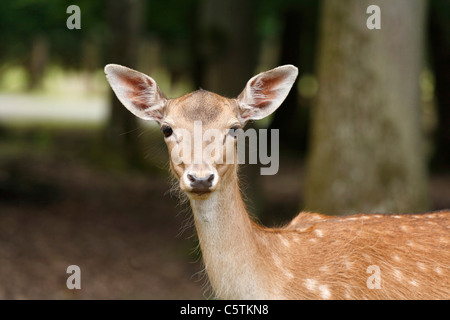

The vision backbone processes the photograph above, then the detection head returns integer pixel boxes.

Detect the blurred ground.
[0,127,206,299]
[0,126,449,300]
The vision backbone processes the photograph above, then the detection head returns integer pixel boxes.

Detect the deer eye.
[161,125,173,138]
[227,125,241,138]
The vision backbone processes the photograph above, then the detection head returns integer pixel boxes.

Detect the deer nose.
[187,173,215,192]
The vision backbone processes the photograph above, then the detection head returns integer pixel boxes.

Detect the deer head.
[105,64,298,199]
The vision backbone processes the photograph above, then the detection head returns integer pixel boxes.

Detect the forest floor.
[0,126,449,299]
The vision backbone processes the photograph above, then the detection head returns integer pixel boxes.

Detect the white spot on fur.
[319,284,331,299]
[309,238,317,243]
[393,254,401,262]
[279,235,290,248]
[362,253,372,262]
[314,229,323,238]
[435,267,443,275]
[400,225,408,232]
[394,269,403,281]
[272,252,294,281]
[304,278,318,291]
[417,262,426,271]
[344,260,354,270]
[272,253,283,269]
[319,265,330,273]
[284,270,294,279]
[406,240,415,247]
[409,280,419,287]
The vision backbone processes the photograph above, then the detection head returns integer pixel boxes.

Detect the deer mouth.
[186,188,214,198]
[190,189,212,195]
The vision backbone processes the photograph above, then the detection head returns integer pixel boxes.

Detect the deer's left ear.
[236,65,298,125]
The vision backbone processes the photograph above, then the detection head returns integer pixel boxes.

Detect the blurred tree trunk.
[104,0,143,167]
[429,0,450,171]
[269,1,319,155]
[189,4,204,90]
[26,35,49,91]
[198,0,258,97]
[304,0,430,215]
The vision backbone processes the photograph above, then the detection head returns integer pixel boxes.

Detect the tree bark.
[304,0,430,215]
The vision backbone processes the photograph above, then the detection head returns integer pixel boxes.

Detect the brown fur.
[270,211,450,299]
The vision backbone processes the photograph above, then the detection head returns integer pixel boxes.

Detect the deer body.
[191,160,450,300]
[105,64,450,300]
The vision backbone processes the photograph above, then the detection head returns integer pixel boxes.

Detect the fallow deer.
[105,64,449,299]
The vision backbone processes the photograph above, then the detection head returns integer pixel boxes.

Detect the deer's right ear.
[104,64,167,122]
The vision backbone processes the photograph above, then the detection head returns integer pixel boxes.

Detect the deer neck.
[189,168,269,299]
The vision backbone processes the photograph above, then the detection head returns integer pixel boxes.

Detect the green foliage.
[0,0,106,67]
[145,0,199,42]
[0,0,321,70]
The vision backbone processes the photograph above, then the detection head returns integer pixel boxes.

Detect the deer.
[105,63,450,300]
